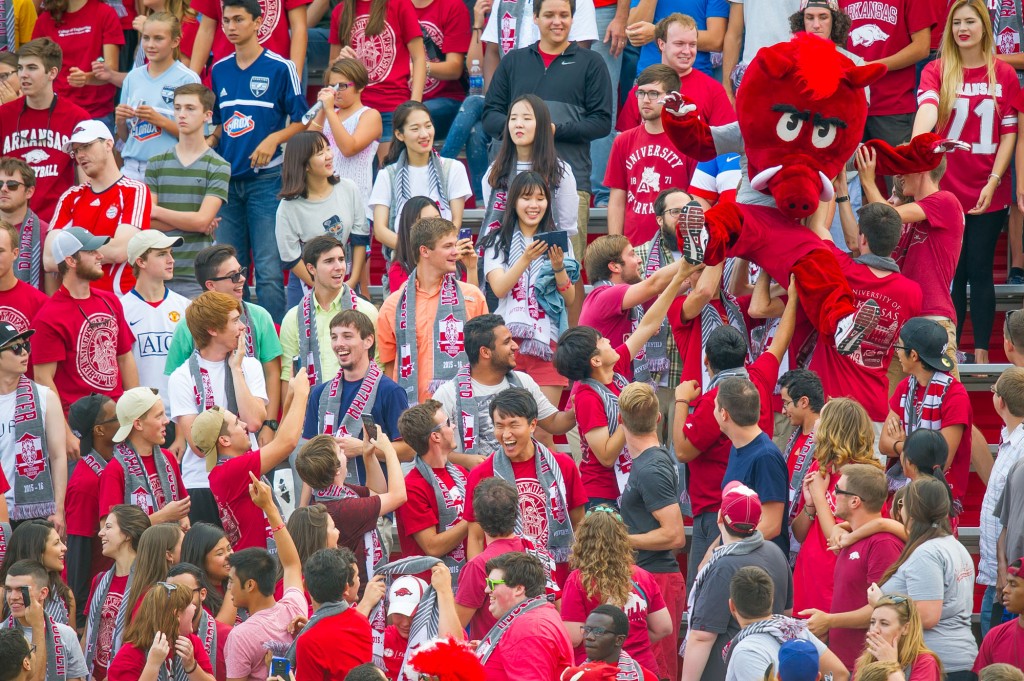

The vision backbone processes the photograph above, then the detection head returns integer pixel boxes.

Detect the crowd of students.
[0,0,1023,679]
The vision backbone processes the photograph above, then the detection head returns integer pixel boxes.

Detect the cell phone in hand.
[361,414,377,439]
[533,230,568,254]
[19,586,30,607]
[458,227,473,242]
[292,356,301,376]
[269,656,290,678]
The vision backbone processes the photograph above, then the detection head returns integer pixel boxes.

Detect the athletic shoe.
[1008,268,1024,285]
[835,299,880,355]
[677,202,708,265]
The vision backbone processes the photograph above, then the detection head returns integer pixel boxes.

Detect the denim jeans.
[589,6,622,206]
[687,510,721,590]
[424,96,462,140]
[618,44,640,110]
[440,94,490,199]
[217,167,287,323]
[307,27,331,78]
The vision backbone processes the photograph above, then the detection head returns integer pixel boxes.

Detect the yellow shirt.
[14,0,36,49]
[279,288,378,381]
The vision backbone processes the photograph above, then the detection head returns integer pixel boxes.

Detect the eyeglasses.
[581,625,614,636]
[991,384,1001,397]
[0,70,16,81]
[334,81,355,91]
[882,595,908,605]
[208,267,248,284]
[833,485,860,498]
[484,577,506,590]
[0,180,24,191]
[69,140,100,158]
[0,340,30,355]
[781,398,794,409]
[635,90,665,100]
[893,345,907,353]
[430,417,452,433]
[662,207,686,218]
[96,416,120,426]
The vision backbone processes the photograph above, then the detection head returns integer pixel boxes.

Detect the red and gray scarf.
[317,364,384,484]
[579,373,633,496]
[452,364,522,455]
[112,442,181,515]
[476,596,549,664]
[14,210,42,289]
[188,351,237,413]
[11,377,55,520]
[299,287,357,385]
[412,457,467,586]
[901,371,953,433]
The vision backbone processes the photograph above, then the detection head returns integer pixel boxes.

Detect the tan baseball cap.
[192,406,229,473]
[127,230,184,267]
[113,387,161,443]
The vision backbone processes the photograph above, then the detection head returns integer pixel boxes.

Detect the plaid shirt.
[634,235,683,388]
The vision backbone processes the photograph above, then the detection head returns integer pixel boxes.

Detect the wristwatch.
[260,420,279,432]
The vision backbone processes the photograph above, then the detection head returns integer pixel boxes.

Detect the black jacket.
[482,42,613,193]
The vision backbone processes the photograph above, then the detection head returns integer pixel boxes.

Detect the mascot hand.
[660,91,698,118]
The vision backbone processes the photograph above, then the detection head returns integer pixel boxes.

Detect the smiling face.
[660,22,697,75]
[485,325,519,373]
[208,256,246,299]
[396,109,435,156]
[41,529,67,572]
[485,568,522,618]
[420,230,461,275]
[141,19,179,64]
[307,141,335,180]
[332,322,373,371]
[205,537,233,582]
[508,100,538,148]
[493,411,537,461]
[534,0,572,47]
[516,185,549,230]
[99,513,127,558]
[4,574,43,618]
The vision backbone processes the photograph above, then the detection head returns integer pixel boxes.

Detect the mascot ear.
[758,47,794,80]
[846,62,887,90]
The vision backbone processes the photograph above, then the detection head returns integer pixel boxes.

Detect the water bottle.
[469,59,484,96]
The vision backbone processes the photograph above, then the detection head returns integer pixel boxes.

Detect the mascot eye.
[812,121,838,149]
[776,112,803,142]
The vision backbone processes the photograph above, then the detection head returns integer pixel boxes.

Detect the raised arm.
[249,472,302,590]
[625,263,699,358]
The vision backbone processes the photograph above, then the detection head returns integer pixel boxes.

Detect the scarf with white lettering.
[15,210,42,288]
[81,451,108,476]
[786,429,817,521]
[11,376,55,520]
[0,523,9,567]
[902,371,953,433]
[699,295,748,389]
[112,442,181,516]
[492,0,528,56]
[452,364,522,454]
[369,555,443,677]
[615,650,642,681]
[502,230,556,359]
[721,614,809,663]
[84,566,132,675]
[285,599,349,666]
[476,595,548,664]
[412,457,467,586]
[395,271,468,403]
[684,530,764,643]
[313,484,386,586]
[239,303,257,358]
[384,151,450,264]
[580,374,633,495]
[300,287,357,385]
[3,611,67,680]
[492,440,574,563]
[188,351,237,413]
[196,610,218,675]
[317,364,384,484]
[634,232,673,383]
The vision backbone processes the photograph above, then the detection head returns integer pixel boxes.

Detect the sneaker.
[677,202,708,265]
[1008,268,1024,285]
[835,299,880,355]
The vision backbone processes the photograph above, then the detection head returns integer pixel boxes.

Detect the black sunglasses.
[0,340,30,355]
[834,485,859,498]
[0,179,24,190]
[209,267,248,283]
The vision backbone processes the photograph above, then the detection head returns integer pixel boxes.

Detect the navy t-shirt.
[302,372,409,483]
[722,431,790,555]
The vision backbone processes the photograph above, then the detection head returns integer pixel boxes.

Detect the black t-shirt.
[619,445,683,573]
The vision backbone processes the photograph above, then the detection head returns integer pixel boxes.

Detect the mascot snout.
[750,163,834,219]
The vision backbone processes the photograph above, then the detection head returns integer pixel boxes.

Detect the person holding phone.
[479,171,578,408]
[389,197,477,295]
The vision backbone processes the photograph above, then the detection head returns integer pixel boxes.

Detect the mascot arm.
[660,92,718,162]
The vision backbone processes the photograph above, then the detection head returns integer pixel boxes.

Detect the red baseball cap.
[721,481,761,536]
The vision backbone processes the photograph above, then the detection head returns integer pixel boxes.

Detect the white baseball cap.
[387,575,427,617]
[127,230,183,266]
[62,119,114,154]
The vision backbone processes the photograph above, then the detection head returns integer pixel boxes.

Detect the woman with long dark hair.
[389,195,442,293]
[276,130,369,307]
[0,519,74,626]
[856,595,943,681]
[876,478,977,679]
[482,95,577,240]
[480,171,578,406]
[180,523,234,625]
[124,523,185,618]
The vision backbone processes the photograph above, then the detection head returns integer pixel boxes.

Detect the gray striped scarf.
[299,287,357,385]
[492,0,529,56]
[188,352,237,413]
[3,611,68,680]
[285,600,349,666]
[786,429,816,521]
[369,556,444,678]
[84,566,133,675]
[196,610,218,675]
[384,151,451,265]
[580,374,633,496]
[412,457,467,587]
[113,442,181,516]
[700,294,748,386]
[316,363,384,485]
[14,210,41,288]
[0,0,12,53]
[476,595,548,664]
[634,232,673,383]
[11,377,55,520]
[492,440,574,563]
[504,229,553,359]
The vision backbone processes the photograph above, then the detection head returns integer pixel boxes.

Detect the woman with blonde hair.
[792,398,881,614]
[913,0,1020,364]
[855,595,942,681]
[560,506,672,676]
[107,581,216,681]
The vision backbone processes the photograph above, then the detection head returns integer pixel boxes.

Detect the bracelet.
[426,62,432,78]
[804,507,816,519]
[473,25,484,31]
[557,279,572,293]
[989,173,1002,185]
[676,398,690,405]
[271,522,286,533]
[551,265,565,273]
[184,663,198,674]
[835,195,850,203]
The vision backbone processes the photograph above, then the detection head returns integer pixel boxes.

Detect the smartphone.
[361,414,377,438]
[269,657,290,679]
[458,227,473,242]
[533,231,568,253]
[292,355,301,376]
[19,586,30,607]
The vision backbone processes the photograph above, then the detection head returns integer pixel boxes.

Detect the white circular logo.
[353,14,397,84]
[76,313,118,391]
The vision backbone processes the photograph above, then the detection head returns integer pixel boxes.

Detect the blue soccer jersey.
[211,49,308,180]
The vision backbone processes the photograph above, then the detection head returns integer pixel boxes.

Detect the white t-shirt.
[120,288,190,412]
[482,0,598,50]
[725,628,826,681]
[168,355,267,488]
[20,621,90,679]
[481,160,579,237]
[482,234,575,336]
[0,385,50,509]
[367,159,473,226]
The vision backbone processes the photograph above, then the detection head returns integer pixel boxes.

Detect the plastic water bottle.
[469,60,484,96]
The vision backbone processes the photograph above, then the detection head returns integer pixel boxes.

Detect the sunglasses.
[430,417,452,433]
[209,267,248,283]
[833,485,859,498]
[484,577,505,590]
[0,340,30,355]
[0,179,24,191]
[156,581,180,594]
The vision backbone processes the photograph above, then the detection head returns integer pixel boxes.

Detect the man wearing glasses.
[32,226,138,460]
[0,321,67,533]
[0,626,38,681]
[573,604,658,680]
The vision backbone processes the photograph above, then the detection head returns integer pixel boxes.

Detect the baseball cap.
[900,317,955,372]
[127,231,184,267]
[50,227,110,263]
[388,575,427,617]
[61,119,114,154]
[798,0,839,10]
[721,481,761,536]
[113,387,161,443]
[1008,557,1024,578]
[68,394,111,456]
[192,406,229,472]
[778,639,820,681]
[0,321,33,349]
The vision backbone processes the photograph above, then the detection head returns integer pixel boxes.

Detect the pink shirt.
[482,603,575,681]
[224,587,309,681]
[455,536,530,640]
[892,191,964,321]
[572,344,632,501]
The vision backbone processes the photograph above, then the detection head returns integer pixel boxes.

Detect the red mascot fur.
[661,33,894,354]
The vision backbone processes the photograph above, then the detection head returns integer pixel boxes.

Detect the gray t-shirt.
[275,178,370,266]
[881,535,978,672]
[731,0,802,64]
[997,456,1024,576]
[15,621,89,679]
[725,628,826,681]
[690,541,793,681]
[620,446,684,573]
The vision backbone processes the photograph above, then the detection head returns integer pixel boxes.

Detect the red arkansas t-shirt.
[616,69,736,132]
[572,343,632,501]
[294,607,373,681]
[96,449,186,519]
[395,463,469,578]
[892,191,964,321]
[578,285,634,367]
[329,0,421,113]
[810,244,923,422]
[209,450,274,552]
[30,287,135,413]
[416,0,471,103]
[32,0,124,118]
[383,624,408,680]
[841,0,936,115]
[191,0,311,66]
[605,125,696,244]
[920,59,1019,211]
[51,177,153,296]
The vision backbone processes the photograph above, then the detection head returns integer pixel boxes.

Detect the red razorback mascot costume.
[661,33,900,354]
